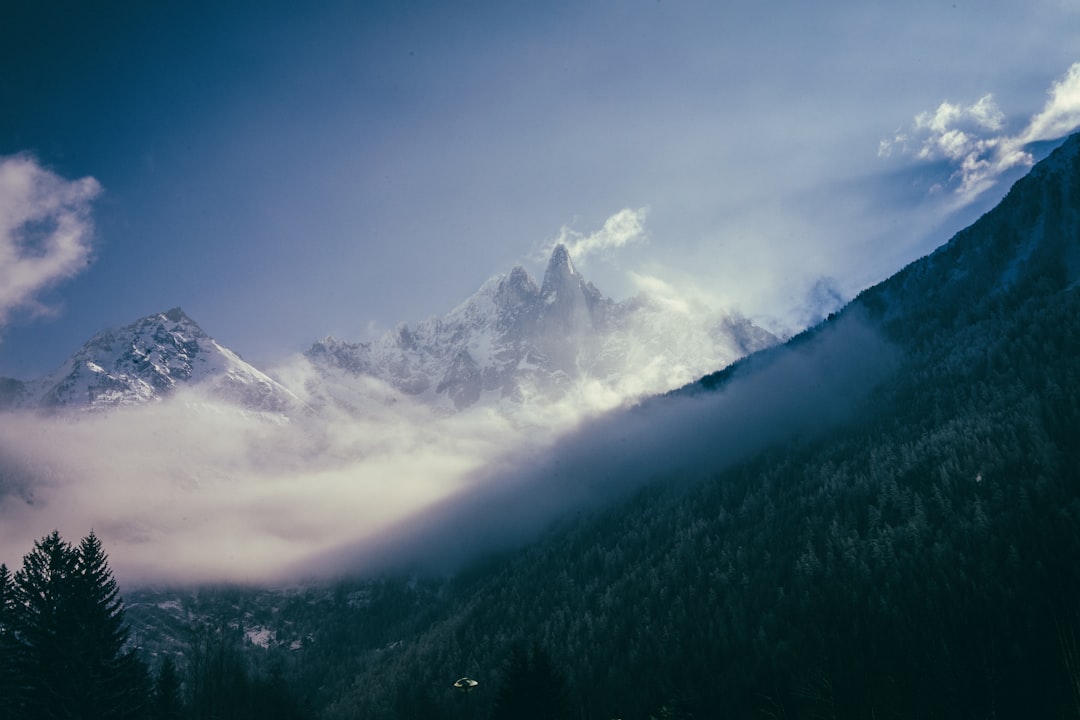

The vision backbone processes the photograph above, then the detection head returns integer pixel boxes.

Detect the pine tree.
[71,530,149,719]
[12,530,81,719]
[9,530,150,720]
[153,655,185,720]
[0,563,21,709]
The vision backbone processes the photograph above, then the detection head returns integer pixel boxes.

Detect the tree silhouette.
[12,530,81,719]
[0,563,19,708]
[8,530,150,720]
[153,655,186,720]
[73,531,147,718]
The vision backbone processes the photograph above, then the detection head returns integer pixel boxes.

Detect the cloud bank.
[0,305,890,587]
[0,386,532,586]
[300,311,898,577]
[0,202,781,586]
[880,61,1080,205]
[0,155,101,328]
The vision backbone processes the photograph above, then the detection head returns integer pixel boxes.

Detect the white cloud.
[0,385,528,585]
[970,94,1007,132]
[0,265,777,584]
[544,207,649,263]
[1019,61,1080,144]
[628,272,694,315]
[881,62,1080,206]
[0,155,101,327]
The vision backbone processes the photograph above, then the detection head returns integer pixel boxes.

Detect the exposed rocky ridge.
[0,248,777,417]
[3,307,298,413]
[307,244,778,412]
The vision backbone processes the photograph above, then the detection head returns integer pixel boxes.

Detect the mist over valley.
[0,242,783,584]
[4,6,1080,711]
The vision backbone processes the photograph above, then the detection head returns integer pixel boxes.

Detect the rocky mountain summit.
[308,244,777,412]
[0,248,777,418]
[2,307,297,413]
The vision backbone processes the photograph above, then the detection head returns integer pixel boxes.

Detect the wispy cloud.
[539,207,649,264]
[1019,62,1080,145]
[880,61,1080,205]
[0,155,101,328]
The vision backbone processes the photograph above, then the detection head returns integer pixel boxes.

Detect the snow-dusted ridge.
[4,307,298,414]
[0,247,777,419]
[305,244,778,414]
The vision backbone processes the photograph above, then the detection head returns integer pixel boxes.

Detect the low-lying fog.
[0,311,896,587]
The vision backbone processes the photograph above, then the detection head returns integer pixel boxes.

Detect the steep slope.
[688,132,1080,397]
[862,131,1080,326]
[9,307,298,413]
[233,135,1080,718]
[307,244,776,413]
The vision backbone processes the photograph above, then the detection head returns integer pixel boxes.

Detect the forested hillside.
[118,134,1080,718]
[298,283,1078,719]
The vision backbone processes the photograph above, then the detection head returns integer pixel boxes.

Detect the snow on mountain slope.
[13,307,298,413]
[307,244,778,415]
[0,248,775,421]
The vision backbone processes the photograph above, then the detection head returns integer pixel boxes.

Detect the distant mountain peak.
[541,243,577,295]
[306,244,778,413]
[163,306,190,323]
[507,265,533,286]
[551,243,572,263]
[9,308,297,413]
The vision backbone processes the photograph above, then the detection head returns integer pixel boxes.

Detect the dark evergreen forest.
[273,263,1079,719]
[211,133,1080,719]
[8,137,1080,719]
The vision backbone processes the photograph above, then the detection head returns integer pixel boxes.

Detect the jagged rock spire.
[541,244,576,297]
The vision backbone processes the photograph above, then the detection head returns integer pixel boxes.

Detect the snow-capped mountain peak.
[306,244,777,414]
[1,246,777,419]
[14,308,297,413]
[541,243,576,293]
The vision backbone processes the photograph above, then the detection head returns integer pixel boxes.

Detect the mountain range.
[307,244,776,413]
[6,121,1080,718]
[0,245,777,417]
[124,132,1080,720]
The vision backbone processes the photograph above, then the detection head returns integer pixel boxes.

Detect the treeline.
[0,530,309,720]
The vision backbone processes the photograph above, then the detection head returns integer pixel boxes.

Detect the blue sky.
[3,0,1080,378]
